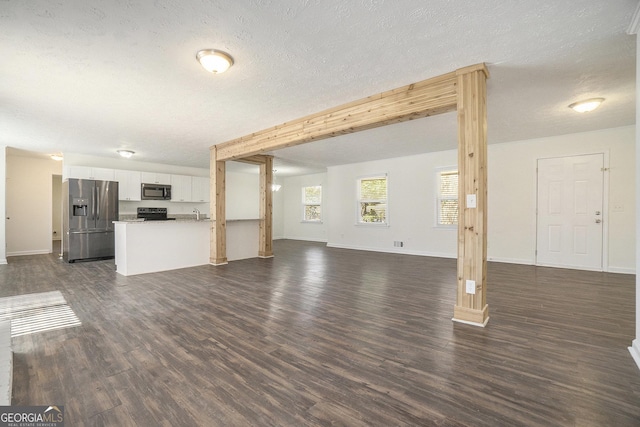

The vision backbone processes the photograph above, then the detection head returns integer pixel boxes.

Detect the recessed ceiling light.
[196,49,234,74]
[50,154,63,161]
[117,150,135,158]
[568,98,605,113]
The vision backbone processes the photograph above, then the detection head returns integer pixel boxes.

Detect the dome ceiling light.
[568,98,605,113]
[117,150,135,158]
[196,49,234,74]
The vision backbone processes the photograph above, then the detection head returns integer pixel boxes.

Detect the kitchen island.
[113,219,260,276]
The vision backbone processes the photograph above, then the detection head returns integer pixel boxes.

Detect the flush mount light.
[568,98,605,113]
[50,154,63,161]
[117,150,135,158]
[196,49,234,74]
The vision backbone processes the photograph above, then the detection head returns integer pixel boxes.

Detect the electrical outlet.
[465,280,476,295]
[393,241,404,247]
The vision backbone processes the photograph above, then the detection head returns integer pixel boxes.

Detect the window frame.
[436,167,459,228]
[301,185,323,223]
[356,174,389,226]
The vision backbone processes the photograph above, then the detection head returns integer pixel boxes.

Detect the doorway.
[536,153,605,271]
[52,174,62,256]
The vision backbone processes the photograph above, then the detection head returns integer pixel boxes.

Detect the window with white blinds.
[358,175,388,224]
[437,169,458,226]
[302,185,322,222]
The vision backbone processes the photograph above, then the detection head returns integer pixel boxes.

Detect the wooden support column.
[453,64,489,326]
[259,156,274,258]
[209,146,228,265]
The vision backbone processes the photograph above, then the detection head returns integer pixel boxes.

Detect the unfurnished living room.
[1,1,640,426]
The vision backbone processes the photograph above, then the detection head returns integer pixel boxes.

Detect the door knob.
[595,219,602,223]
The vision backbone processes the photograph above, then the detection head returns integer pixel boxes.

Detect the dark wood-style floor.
[1,240,639,426]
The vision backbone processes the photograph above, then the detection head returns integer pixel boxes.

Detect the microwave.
[141,183,172,200]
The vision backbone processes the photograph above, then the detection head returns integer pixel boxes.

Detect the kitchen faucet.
[193,208,200,220]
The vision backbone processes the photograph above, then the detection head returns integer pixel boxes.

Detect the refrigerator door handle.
[96,187,100,220]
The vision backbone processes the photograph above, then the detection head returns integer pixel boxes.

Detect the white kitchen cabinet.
[141,172,171,185]
[191,176,210,203]
[170,174,192,202]
[114,170,142,201]
[65,166,115,181]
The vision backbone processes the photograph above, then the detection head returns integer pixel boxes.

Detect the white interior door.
[536,154,604,271]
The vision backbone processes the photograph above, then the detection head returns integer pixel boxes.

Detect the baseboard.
[607,266,636,275]
[0,259,6,265]
[283,236,328,243]
[7,249,51,257]
[487,256,534,265]
[326,242,456,259]
[629,339,640,371]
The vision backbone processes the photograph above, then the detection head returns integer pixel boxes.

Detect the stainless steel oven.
[141,183,171,200]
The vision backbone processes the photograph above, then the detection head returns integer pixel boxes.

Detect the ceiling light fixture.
[50,154,63,161]
[196,49,234,74]
[117,150,135,159]
[568,98,605,113]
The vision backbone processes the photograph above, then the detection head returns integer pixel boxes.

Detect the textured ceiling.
[0,1,637,175]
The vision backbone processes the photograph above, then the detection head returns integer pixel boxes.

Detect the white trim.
[607,266,636,275]
[0,259,6,265]
[629,339,640,371]
[487,257,534,265]
[6,249,51,257]
[628,1,640,35]
[452,317,489,327]
[356,173,389,226]
[301,184,323,222]
[435,166,459,228]
[535,152,609,272]
[327,242,455,259]
[284,236,328,243]
[209,261,228,266]
[536,261,605,272]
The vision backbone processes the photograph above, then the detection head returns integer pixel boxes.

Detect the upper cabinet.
[65,166,115,181]
[171,174,192,202]
[114,170,142,201]
[141,172,171,185]
[192,176,210,203]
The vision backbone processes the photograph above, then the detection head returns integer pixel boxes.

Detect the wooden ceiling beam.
[213,69,468,161]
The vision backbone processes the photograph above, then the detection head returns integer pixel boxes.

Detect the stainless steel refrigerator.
[63,179,119,262]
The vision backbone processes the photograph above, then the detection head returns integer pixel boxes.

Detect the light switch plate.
[465,280,476,294]
[466,194,477,208]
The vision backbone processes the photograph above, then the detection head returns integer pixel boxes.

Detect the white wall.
[273,186,285,239]
[319,125,635,272]
[280,173,329,242]
[489,126,635,272]
[51,175,62,241]
[629,21,640,370]
[326,150,458,257]
[6,154,62,256]
[0,148,6,264]
[226,171,260,219]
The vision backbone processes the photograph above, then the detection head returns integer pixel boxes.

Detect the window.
[302,185,322,222]
[358,175,387,224]
[437,169,458,226]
